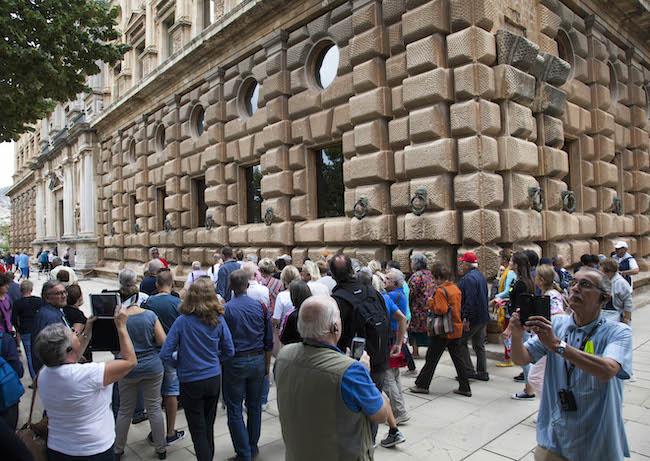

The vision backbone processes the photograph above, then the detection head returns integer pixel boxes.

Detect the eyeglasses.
[569,279,605,293]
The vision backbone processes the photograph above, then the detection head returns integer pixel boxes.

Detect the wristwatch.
[555,340,567,356]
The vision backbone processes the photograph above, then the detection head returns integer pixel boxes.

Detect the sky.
[0,142,15,188]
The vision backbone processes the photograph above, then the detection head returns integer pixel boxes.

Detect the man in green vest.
[275,295,400,460]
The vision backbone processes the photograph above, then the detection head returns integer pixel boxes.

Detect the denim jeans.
[261,375,270,405]
[47,446,114,461]
[20,333,36,379]
[222,354,265,461]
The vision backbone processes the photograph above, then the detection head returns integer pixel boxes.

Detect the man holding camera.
[511,267,632,461]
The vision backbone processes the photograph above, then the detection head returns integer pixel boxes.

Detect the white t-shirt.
[248,281,270,308]
[308,280,330,297]
[318,275,337,293]
[39,362,114,456]
[273,290,294,321]
[121,292,149,308]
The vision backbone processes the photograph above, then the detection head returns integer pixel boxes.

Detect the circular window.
[556,29,574,82]
[191,105,205,137]
[239,78,260,117]
[608,62,618,103]
[155,124,166,152]
[314,42,339,89]
[128,139,136,162]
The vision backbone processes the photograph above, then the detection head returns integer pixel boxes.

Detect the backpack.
[333,285,391,372]
[0,333,25,411]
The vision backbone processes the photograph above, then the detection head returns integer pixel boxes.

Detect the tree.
[0,0,129,142]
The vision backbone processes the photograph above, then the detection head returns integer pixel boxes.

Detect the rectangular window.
[315,145,345,218]
[134,42,145,81]
[245,164,263,224]
[156,186,166,230]
[128,193,137,232]
[163,15,175,59]
[57,200,64,237]
[192,176,207,227]
[202,0,213,29]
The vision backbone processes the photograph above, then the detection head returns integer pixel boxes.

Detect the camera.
[558,389,577,412]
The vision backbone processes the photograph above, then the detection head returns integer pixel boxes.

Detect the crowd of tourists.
[0,241,640,461]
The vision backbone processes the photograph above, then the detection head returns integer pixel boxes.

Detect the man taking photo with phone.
[511,267,632,461]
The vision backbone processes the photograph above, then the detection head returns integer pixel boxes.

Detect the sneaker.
[402,369,418,377]
[495,360,514,367]
[380,429,406,448]
[157,451,166,460]
[513,372,525,382]
[453,388,472,397]
[395,414,410,426]
[132,413,148,424]
[166,430,185,445]
[511,391,536,400]
[408,386,429,394]
[261,403,269,412]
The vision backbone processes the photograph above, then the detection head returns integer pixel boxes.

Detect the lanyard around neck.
[563,319,603,387]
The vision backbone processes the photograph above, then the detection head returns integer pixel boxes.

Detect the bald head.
[297,295,341,343]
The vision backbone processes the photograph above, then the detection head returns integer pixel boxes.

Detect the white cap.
[279,254,292,262]
[614,241,628,249]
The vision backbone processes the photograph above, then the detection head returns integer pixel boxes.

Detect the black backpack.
[333,285,391,372]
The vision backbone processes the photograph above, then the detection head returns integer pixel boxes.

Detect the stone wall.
[88,0,650,277]
[9,183,36,253]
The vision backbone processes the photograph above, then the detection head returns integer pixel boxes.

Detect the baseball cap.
[458,251,478,264]
[279,254,292,262]
[614,241,628,249]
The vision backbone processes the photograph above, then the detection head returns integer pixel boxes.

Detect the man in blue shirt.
[274,295,391,460]
[223,269,273,461]
[217,247,241,302]
[18,252,30,281]
[31,281,68,373]
[457,251,490,381]
[511,267,632,461]
[143,270,184,445]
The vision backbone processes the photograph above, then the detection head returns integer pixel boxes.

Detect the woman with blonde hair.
[160,278,235,461]
[368,260,387,292]
[272,265,300,328]
[300,259,330,296]
[534,264,566,316]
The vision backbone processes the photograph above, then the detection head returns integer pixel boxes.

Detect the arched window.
[239,78,260,117]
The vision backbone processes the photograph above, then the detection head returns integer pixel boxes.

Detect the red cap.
[458,251,478,264]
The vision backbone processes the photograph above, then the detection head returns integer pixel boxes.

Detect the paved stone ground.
[15,275,650,460]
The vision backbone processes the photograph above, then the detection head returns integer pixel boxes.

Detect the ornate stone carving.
[353,197,369,220]
[531,53,571,86]
[561,190,576,213]
[410,188,428,216]
[264,207,274,226]
[495,30,539,72]
[528,186,543,212]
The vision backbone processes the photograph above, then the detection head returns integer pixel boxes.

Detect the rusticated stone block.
[343,150,395,187]
[454,63,495,100]
[533,83,567,117]
[500,209,543,242]
[597,187,617,212]
[539,146,569,178]
[261,146,289,174]
[542,211,579,240]
[542,115,564,148]
[354,119,389,153]
[345,183,391,216]
[593,134,615,162]
[349,87,392,124]
[350,26,388,65]
[531,53,571,86]
[403,138,457,177]
[447,26,496,67]
[462,209,501,244]
[402,0,449,43]
[595,212,618,237]
[508,172,539,209]
[493,65,535,105]
[391,175,453,212]
[458,135,498,172]
[408,103,449,142]
[502,101,535,140]
[450,0,496,32]
[351,215,397,244]
[352,58,386,93]
[247,222,295,246]
[406,34,445,74]
[403,68,453,109]
[460,245,501,278]
[450,99,501,136]
[540,177,567,210]
[454,172,504,208]
[590,109,615,136]
[260,171,293,198]
[401,210,459,243]
[389,117,409,149]
[495,30,539,72]
[632,171,650,192]
[593,161,618,187]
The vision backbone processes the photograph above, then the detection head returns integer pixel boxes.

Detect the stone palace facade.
[7,0,650,277]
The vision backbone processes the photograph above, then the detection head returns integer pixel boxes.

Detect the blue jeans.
[261,375,269,406]
[20,333,35,379]
[222,354,265,461]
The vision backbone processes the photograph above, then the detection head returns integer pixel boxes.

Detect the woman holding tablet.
[35,306,136,461]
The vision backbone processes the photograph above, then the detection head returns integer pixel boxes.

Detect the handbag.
[427,287,455,337]
[16,376,48,461]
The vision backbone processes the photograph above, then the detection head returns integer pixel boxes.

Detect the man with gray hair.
[31,281,69,373]
[511,267,632,461]
[275,295,393,460]
[49,256,78,284]
[140,259,165,296]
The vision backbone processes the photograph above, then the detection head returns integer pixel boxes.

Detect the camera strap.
[563,319,604,388]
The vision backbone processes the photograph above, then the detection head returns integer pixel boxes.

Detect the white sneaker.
[395,414,410,426]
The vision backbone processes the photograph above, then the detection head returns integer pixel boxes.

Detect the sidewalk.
[15,276,650,460]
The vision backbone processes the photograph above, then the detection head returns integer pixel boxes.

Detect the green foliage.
[0,0,129,142]
[0,222,10,252]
